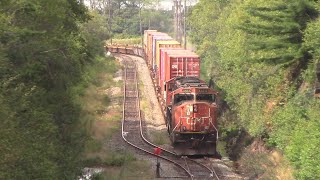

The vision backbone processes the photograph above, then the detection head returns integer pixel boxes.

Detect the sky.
[153,0,199,10]
[83,0,199,11]
[158,0,199,10]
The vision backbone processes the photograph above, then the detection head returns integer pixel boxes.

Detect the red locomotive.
[106,30,219,156]
[165,77,218,155]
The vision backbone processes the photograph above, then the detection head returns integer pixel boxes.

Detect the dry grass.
[106,38,141,46]
[81,56,153,179]
[149,130,170,145]
[237,141,294,180]
[81,59,122,156]
[270,151,294,180]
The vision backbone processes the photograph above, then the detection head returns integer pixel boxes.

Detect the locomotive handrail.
[171,119,181,133]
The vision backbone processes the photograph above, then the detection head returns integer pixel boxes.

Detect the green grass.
[83,150,137,167]
[85,138,103,153]
[104,151,136,166]
[80,54,153,179]
[150,130,170,145]
[103,96,111,106]
[106,38,141,45]
[216,140,227,157]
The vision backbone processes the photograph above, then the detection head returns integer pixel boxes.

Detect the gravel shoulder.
[111,54,243,179]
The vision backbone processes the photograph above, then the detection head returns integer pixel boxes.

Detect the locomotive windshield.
[174,94,194,104]
[196,94,216,102]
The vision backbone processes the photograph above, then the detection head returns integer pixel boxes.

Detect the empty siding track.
[121,54,221,179]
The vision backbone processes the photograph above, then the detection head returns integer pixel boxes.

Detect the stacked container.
[159,49,201,98]
[146,32,167,66]
[143,30,157,65]
[151,34,172,70]
[144,30,157,50]
[158,47,184,89]
[155,40,181,74]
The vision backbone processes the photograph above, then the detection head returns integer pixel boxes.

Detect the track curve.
[120,54,222,179]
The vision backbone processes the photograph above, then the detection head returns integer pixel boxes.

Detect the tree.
[0,0,92,178]
[189,0,320,179]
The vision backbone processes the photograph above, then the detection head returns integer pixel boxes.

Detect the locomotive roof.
[174,77,208,88]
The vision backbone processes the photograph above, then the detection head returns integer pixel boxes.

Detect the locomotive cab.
[165,77,219,156]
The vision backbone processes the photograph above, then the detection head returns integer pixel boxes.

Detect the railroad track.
[121,54,221,179]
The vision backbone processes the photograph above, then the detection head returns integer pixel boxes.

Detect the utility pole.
[108,0,113,44]
[183,0,186,49]
[174,0,182,44]
[139,0,143,46]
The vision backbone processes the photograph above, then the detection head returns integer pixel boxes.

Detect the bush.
[104,152,136,166]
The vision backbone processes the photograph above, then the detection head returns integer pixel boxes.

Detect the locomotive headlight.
[189,105,193,112]
[182,126,186,131]
[193,104,198,113]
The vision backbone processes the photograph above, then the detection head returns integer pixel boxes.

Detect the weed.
[91,173,104,180]
[83,157,103,167]
[150,130,170,145]
[85,138,103,153]
[216,141,227,157]
[118,160,154,179]
[238,150,276,179]
[104,152,136,166]
[106,38,141,45]
[103,96,111,106]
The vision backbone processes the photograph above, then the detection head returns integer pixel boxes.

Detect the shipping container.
[144,30,156,48]
[155,40,181,73]
[158,48,184,89]
[144,30,158,65]
[152,36,173,70]
[147,32,168,66]
[161,50,201,101]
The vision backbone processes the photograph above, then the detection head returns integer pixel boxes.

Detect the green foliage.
[83,152,136,167]
[81,11,110,57]
[103,96,111,106]
[85,138,103,153]
[104,152,136,166]
[238,0,317,64]
[141,9,173,33]
[270,96,320,179]
[88,0,173,36]
[0,0,117,179]
[189,0,320,179]
[91,173,104,180]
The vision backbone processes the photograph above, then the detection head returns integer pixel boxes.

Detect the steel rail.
[129,54,216,179]
[206,157,220,180]
[121,55,192,178]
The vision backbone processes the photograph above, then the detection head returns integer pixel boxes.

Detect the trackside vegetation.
[189,0,320,179]
[0,1,111,179]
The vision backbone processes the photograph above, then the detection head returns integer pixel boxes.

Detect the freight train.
[106,30,219,156]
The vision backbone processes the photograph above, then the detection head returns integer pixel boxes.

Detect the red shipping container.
[161,50,201,102]
[158,48,183,89]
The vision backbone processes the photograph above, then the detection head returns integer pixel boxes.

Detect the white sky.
[158,0,199,10]
[83,0,199,11]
